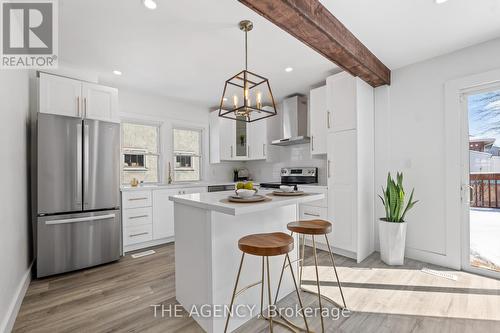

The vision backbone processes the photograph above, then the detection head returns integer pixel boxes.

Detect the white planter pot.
[378,219,407,265]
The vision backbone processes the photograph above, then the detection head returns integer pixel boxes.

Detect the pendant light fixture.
[218,20,277,123]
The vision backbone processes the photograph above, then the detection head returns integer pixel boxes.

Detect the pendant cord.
[245,30,248,70]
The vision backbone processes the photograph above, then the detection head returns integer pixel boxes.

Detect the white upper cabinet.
[220,113,236,161]
[248,112,268,160]
[326,72,357,132]
[38,73,119,123]
[81,82,119,122]
[309,85,327,155]
[39,73,82,118]
[209,110,267,163]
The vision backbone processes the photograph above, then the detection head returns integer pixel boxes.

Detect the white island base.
[171,191,324,333]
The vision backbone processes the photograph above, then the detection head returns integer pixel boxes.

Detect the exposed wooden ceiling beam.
[238,0,391,87]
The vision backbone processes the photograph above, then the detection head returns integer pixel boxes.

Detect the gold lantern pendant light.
[218,20,277,123]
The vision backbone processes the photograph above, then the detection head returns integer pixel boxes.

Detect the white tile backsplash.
[245,143,327,184]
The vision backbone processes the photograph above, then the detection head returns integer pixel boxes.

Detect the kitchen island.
[169,190,325,333]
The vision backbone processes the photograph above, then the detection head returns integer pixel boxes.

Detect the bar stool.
[275,220,347,333]
[224,232,310,333]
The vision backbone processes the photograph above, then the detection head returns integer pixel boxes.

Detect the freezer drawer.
[37,210,121,278]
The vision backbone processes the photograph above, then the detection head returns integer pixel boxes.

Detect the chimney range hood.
[271,95,310,146]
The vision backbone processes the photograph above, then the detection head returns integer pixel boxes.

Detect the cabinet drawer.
[122,190,152,209]
[123,207,152,228]
[124,224,153,245]
[299,205,328,220]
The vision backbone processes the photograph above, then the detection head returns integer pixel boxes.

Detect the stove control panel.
[281,167,317,177]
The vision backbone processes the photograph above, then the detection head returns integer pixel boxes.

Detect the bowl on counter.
[279,185,295,193]
[235,188,258,198]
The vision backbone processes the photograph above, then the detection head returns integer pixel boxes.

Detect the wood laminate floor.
[12,243,500,333]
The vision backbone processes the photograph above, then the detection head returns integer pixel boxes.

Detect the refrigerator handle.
[76,123,82,206]
[83,123,89,208]
[45,213,116,225]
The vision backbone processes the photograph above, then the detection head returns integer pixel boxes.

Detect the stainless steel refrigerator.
[34,113,121,278]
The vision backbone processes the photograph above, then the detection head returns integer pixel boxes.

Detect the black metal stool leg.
[324,235,347,309]
[224,253,246,333]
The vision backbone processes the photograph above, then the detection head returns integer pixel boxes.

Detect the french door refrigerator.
[35,113,121,277]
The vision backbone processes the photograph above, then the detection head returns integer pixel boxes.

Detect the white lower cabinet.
[153,189,176,240]
[122,186,207,252]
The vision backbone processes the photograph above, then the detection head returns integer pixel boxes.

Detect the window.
[173,128,201,182]
[121,122,160,184]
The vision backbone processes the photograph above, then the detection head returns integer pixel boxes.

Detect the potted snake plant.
[378,172,418,265]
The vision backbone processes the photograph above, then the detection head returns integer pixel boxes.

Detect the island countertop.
[169,189,324,216]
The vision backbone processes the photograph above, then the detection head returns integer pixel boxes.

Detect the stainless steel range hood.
[271,95,310,146]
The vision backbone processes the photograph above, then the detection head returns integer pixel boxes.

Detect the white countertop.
[121,182,327,192]
[120,181,234,191]
[169,189,325,216]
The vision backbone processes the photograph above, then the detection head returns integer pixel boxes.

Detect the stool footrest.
[234,280,262,298]
[300,285,347,310]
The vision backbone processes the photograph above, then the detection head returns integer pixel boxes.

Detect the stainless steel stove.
[259,167,318,190]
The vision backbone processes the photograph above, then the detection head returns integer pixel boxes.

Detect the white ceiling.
[59,0,500,107]
[321,0,500,69]
[59,0,336,108]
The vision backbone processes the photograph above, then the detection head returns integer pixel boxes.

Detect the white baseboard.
[304,239,357,260]
[1,262,32,333]
[123,237,174,254]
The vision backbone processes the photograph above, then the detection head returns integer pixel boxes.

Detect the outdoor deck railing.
[470,173,500,208]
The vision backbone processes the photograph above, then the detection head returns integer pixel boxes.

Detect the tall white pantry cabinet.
[325,72,375,263]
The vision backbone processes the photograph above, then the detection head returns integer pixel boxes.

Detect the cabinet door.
[219,115,235,160]
[326,72,357,133]
[152,189,176,240]
[310,85,327,155]
[248,118,267,160]
[327,130,357,252]
[82,82,119,123]
[234,116,248,159]
[39,73,82,118]
[209,111,221,163]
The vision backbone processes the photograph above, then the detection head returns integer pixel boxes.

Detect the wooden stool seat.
[287,219,332,235]
[238,232,294,256]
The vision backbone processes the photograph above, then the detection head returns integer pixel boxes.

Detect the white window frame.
[172,126,203,183]
[121,119,163,185]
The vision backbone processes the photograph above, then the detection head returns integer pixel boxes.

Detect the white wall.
[0,70,33,333]
[118,88,243,183]
[375,37,500,268]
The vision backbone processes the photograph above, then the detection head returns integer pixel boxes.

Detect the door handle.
[328,160,331,178]
[248,145,250,158]
[45,213,116,225]
[263,143,266,157]
[128,197,148,201]
[76,124,82,206]
[77,97,80,117]
[230,145,233,158]
[83,124,89,206]
[327,111,331,129]
[311,136,314,151]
